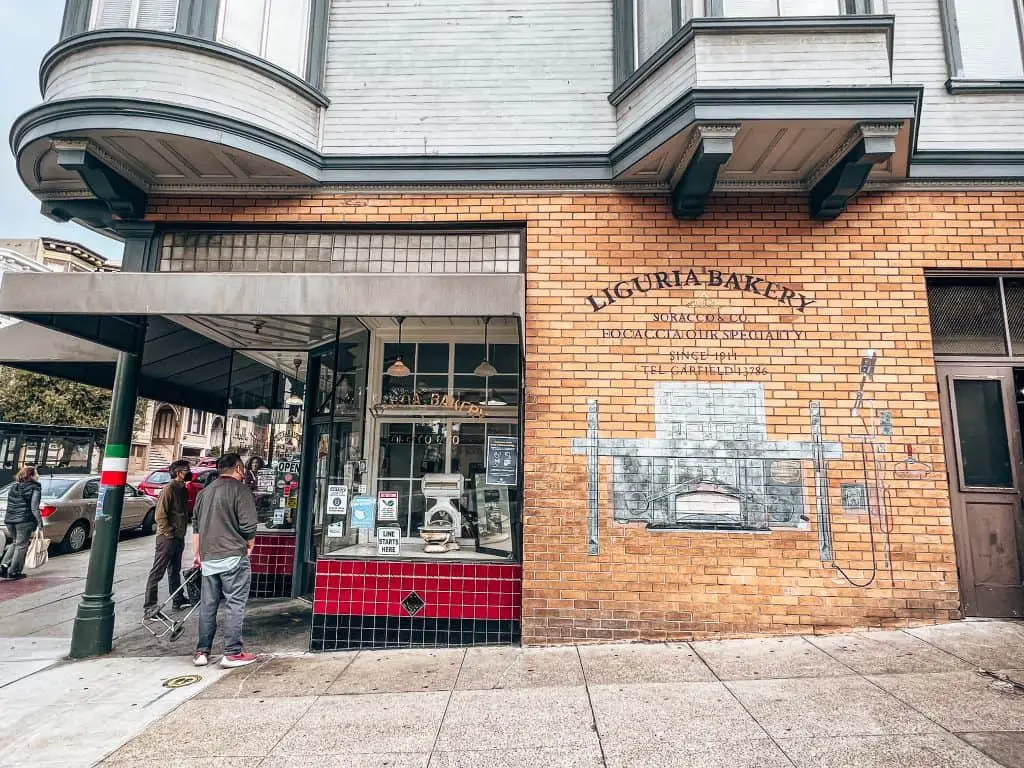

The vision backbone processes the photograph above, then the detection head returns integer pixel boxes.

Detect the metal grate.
[926,277,1008,356]
[158,231,523,274]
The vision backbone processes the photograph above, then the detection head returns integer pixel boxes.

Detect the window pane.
[954,0,1024,79]
[926,277,1007,356]
[219,0,266,56]
[93,0,132,27]
[780,0,840,14]
[417,343,449,374]
[1004,278,1024,355]
[136,0,179,31]
[378,422,413,477]
[264,0,309,75]
[412,423,447,479]
[637,0,676,63]
[454,343,486,374]
[717,0,780,17]
[953,379,1014,488]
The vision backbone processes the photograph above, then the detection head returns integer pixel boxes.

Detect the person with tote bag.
[1,466,44,580]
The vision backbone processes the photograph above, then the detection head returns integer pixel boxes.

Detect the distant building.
[0,237,115,273]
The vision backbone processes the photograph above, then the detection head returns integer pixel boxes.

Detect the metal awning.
[0,272,525,328]
[0,271,525,413]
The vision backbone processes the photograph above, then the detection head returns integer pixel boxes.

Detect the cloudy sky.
[1,0,125,264]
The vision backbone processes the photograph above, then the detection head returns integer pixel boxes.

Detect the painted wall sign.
[376,526,401,555]
[585,268,815,313]
[350,496,376,529]
[377,491,399,522]
[486,436,519,486]
[326,485,348,516]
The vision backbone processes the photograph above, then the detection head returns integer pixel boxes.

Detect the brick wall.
[149,191,1024,644]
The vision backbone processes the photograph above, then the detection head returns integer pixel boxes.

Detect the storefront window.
[311,327,370,554]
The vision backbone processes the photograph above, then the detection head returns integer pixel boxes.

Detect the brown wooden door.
[938,364,1024,617]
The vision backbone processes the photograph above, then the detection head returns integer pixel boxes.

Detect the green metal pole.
[70,350,142,658]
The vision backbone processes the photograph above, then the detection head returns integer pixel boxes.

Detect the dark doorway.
[937,364,1024,617]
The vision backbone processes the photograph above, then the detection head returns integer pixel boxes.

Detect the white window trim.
[216,0,310,76]
[940,0,1024,91]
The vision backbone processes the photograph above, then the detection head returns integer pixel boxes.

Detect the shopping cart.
[142,566,202,642]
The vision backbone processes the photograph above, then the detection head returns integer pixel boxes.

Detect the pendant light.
[386,317,411,377]
[285,356,305,407]
[473,316,498,377]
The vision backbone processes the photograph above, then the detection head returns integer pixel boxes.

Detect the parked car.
[0,475,156,554]
[186,468,218,513]
[137,468,171,499]
[193,456,218,469]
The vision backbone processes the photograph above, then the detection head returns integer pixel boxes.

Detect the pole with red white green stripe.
[71,351,141,659]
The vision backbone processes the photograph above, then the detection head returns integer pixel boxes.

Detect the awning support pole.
[70,349,142,658]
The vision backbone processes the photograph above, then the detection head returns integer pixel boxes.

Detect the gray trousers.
[196,558,251,656]
[2,523,37,576]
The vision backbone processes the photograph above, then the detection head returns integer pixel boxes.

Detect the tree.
[0,367,150,432]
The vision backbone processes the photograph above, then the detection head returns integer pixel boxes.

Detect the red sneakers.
[220,652,257,668]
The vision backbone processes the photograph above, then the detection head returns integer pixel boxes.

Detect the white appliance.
[420,473,464,547]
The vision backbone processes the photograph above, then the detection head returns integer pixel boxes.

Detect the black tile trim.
[310,614,521,651]
[249,573,292,599]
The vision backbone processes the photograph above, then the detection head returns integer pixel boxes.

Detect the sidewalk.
[3,620,1023,768]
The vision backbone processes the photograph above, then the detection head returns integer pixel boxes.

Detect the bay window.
[217,0,311,77]
[942,0,1024,82]
[90,0,179,31]
[623,0,877,75]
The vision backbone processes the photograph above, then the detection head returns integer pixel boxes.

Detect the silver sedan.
[0,475,156,554]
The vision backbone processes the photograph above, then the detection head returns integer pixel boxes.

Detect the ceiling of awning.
[0,316,286,414]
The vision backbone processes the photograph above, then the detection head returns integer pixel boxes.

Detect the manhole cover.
[163,674,202,689]
[401,591,425,617]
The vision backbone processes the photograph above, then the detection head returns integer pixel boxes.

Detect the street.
[2,544,1024,767]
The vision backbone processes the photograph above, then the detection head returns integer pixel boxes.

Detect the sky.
[0,0,124,264]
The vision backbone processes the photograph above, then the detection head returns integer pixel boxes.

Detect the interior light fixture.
[473,316,498,377]
[286,357,305,406]
[386,317,411,377]
[478,394,507,407]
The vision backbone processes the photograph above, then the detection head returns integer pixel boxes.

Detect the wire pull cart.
[142,566,202,641]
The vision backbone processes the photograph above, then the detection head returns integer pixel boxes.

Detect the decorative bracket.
[671,124,740,220]
[55,140,148,221]
[809,122,901,221]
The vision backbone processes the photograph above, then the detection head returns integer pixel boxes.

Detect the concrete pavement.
[98,620,1024,768]
[3,539,1024,767]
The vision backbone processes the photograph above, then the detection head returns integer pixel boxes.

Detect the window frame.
[215,0,311,78]
[940,0,1024,91]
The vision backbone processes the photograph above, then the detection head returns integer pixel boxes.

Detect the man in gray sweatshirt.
[192,452,258,668]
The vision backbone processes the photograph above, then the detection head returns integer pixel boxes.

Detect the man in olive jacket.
[192,452,258,669]
[143,459,191,616]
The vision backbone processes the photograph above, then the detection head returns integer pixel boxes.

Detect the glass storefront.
[215,316,522,574]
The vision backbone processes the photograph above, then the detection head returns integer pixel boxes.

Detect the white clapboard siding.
[321,0,616,155]
[889,0,1024,150]
[694,31,891,87]
[616,47,697,142]
[616,29,891,144]
[44,44,321,149]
